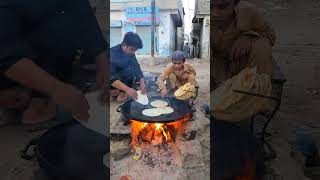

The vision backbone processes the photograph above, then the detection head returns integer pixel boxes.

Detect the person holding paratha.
[158,51,197,98]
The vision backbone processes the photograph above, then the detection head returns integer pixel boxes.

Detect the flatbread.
[174,82,196,100]
[135,90,149,105]
[211,66,273,122]
[159,106,174,114]
[142,107,174,117]
[142,108,162,117]
[150,100,168,108]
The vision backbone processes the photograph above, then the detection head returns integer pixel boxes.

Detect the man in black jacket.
[0,0,107,124]
[110,32,146,102]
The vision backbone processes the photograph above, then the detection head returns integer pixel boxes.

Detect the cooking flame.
[155,123,161,130]
[130,114,191,148]
[154,123,171,141]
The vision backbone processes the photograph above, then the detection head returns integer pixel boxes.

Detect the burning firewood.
[144,127,155,142]
[154,128,162,136]
[138,124,155,143]
[162,125,172,142]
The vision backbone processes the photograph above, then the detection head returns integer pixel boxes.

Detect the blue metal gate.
[136,26,151,55]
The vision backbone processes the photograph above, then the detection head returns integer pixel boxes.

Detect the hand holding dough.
[134,90,149,105]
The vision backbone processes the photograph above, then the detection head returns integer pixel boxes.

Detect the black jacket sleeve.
[132,56,144,81]
[109,51,120,85]
[0,8,35,73]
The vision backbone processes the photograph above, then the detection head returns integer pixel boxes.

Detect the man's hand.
[229,35,253,61]
[125,87,138,99]
[112,80,138,99]
[161,88,168,97]
[140,79,146,94]
[4,58,90,121]
[51,83,89,122]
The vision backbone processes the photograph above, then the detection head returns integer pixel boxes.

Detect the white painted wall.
[110,11,126,46]
[201,15,210,58]
[157,11,171,57]
[170,15,176,52]
[110,9,178,57]
[110,11,125,21]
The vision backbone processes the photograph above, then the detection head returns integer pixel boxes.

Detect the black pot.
[21,113,109,180]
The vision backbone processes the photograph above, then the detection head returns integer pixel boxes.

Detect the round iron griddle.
[21,119,109,180]
[117,96,193,123]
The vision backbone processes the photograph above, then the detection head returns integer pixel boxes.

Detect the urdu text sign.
[125,6,160,26]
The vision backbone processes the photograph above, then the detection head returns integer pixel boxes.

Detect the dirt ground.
[254,0,320,139]
[1,0,320,179]
[0,125,39,180]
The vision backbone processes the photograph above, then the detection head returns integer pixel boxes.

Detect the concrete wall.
[110,11,125,46]
[110,0,183,25]
[170,15,176,52]
[158,11,171,57]
[110,11,125,21]
[158,0,179,10]
[177,27,184,50]
[195,0,210,15]
[178,0,184,24]
[110,0,183,57]
[200,16,210,58]
[110,10,176,57]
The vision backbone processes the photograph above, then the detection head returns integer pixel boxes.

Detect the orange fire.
[155,123,171,141]
[130,114,191,148]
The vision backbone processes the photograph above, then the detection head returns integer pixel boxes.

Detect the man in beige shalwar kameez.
[158,51,196,97]
[211,0,276,122]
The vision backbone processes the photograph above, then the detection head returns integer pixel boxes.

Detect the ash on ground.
[139,142,179,172]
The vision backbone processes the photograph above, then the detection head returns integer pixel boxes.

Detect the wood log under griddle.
[138,124,155,143]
